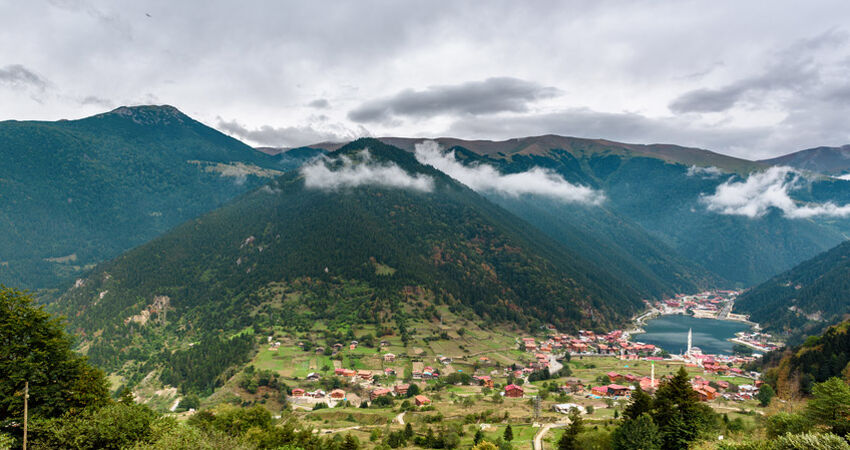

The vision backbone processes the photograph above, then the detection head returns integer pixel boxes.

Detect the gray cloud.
[0,65,48,91]
[79,95,113,107]
[307,98,330,109]
[3,2,850,159]
[670,30,848,113]
[446,107,769,154]
[348,77,560,123]
[216,118,367,147]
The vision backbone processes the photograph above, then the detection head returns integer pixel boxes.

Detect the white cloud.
[300,150,433,192]
[686,165,725,179]
[413,140,604,205]
[701,166,850,218]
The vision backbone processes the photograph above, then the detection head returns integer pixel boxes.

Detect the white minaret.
[686,328,693,357]
[650,362,655,386]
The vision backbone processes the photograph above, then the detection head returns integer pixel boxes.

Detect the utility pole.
[23,381,28,450]
[533,395,541,420]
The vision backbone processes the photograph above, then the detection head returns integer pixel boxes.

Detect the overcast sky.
[2,1,849,159]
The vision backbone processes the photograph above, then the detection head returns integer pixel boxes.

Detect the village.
[150,298,781,448]
[277,321,768,414]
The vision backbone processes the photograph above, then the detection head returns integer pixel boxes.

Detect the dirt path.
[534,421,569,450]
[395,411,406,425]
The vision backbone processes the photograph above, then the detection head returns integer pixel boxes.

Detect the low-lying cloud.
[301,150,434,192]
[701,166,850,218]
[413,141,604,205]
[686,165,725,179]
[217,117,364,148]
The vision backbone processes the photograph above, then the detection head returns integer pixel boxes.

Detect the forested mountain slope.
[330,136,850,285]
[736,240,850,341]
[52,138,647,384]
[0,105,310,290]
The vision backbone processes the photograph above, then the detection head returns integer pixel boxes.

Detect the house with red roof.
[505,384,524,398]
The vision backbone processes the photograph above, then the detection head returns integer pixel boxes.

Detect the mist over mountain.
[760,145,850,175]
[334,136,850,285]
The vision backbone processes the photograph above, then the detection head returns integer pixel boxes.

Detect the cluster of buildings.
[656,290,740,319]
[522,330,660,359]
[733,331,782,353]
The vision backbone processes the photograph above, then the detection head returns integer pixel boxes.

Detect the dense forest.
[0,105,314,290]
[736,240,850,341]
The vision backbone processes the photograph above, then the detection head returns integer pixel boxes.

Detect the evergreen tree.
[404,423,414,439]
[503,424,513,442]
[624,387,653,420]
[474,428,484,445]
[341,433,359,450]
[612,413,661,450]
[805,377,850,436]
[558,409,583,450]
[652,367,702,450]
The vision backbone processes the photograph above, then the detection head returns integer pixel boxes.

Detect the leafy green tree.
[765,412,810,439]
[773,432,850,449]
[0,287,109,422]
[503,424,513,441]
[756,384,775,407]
[612,413,661,450]
[805,377,850,436]
[473,441,498,450]
[30,402,161,449]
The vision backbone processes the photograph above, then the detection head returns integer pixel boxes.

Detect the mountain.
[361,136,844,285]
[52,138,648,385]
[736,240,850,342]
[760,145,850,175]
[0,105,313,290]
[308,135,767,174]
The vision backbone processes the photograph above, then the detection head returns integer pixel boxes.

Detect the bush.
[765,413,811,439]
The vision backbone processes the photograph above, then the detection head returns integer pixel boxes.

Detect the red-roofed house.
[505,384,524,398]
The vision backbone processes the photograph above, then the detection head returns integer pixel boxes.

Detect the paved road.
[395,411,406,425]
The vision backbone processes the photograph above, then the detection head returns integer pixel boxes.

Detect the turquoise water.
[634,314,751,355]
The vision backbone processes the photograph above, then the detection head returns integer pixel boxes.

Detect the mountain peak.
[98,104,188,125]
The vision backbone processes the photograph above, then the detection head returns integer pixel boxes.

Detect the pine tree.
[558,409,583,450]
[404,422,414,439]
[474,429,484,445]
[503,424,514,441]
[612,413,661,450]
[624,387,653,420]
[341,433,359,450]
[805,377,850,436]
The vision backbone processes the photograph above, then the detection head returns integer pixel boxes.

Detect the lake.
[633,314,751,355]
